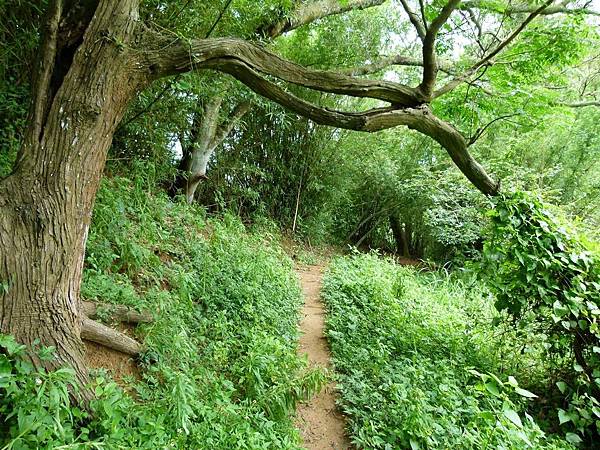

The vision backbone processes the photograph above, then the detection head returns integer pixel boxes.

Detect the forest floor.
[294,264,351,450]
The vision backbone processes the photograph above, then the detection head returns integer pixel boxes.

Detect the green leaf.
[485,381,501,397]
[565,432,582,444]
[515,430,532,446]
[558,409,571,424]
[553,300,569,318]
[0,334,24,356]
[0,354,11,375]
[556,381,568,393]
[479,411,495,422]
[503,408,523,428]
[515,387,537,398]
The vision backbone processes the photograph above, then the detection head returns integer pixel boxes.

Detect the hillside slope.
[1,175,324,449]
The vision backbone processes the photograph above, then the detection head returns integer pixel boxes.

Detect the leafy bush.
[322,252,573,449]
[1,172,325,449]
[481,191,600,445]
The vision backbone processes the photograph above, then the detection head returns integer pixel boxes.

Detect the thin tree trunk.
[390,215,410,257]
[405,221,415,256]
[172,97,251,204]
[170,113,200,198]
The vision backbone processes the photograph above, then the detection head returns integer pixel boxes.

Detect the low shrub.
[322,252,573,449]
[0,174,325,449]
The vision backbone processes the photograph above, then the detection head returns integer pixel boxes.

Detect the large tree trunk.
[0,0,144,393]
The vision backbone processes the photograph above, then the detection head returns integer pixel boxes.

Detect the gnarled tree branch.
[148,36,425,106]
[261,0,387,38]
[460,0,600,16]
[183,56,499,195]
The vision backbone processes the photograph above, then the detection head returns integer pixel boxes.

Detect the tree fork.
[1,0,146,395]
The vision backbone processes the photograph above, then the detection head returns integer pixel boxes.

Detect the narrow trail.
[295,264,351,450]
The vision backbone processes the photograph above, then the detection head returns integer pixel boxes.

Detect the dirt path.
[295,265,351,450]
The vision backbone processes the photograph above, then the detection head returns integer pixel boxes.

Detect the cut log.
[81,318,143,356]
[82,301,153,324]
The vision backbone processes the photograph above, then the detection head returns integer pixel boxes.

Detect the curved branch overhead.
[141,0,591,196]
[147,41,499,195]
[151,37,424,106]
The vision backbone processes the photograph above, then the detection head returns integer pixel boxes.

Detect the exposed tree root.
[81,318,144,356]
[82,301,153,324]
[81,302,153,356]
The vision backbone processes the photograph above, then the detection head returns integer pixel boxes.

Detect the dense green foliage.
[1,1,600,448]
[322,253,576,449]
[2,1,599,260]
[481,192,600,444]
[1,172,324,449]
[314,130,487,258]
[0,0,45,177]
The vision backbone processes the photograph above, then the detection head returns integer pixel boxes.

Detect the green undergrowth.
[0,174,325,449]
[322,252,574,450]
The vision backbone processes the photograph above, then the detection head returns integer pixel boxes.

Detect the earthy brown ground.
[295,265,352,450]
[84,323,140,385]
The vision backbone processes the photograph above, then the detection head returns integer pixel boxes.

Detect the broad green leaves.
[480,191,600,443]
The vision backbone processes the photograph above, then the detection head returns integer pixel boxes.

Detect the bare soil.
[295,265,351,450]
[84,323,140,385]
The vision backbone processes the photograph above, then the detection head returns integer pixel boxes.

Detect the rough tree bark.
[0,0,147,393]
[0,0,559,396]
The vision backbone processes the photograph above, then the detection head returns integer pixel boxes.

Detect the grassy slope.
[1,175,324,449]
[322,252,573,450]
